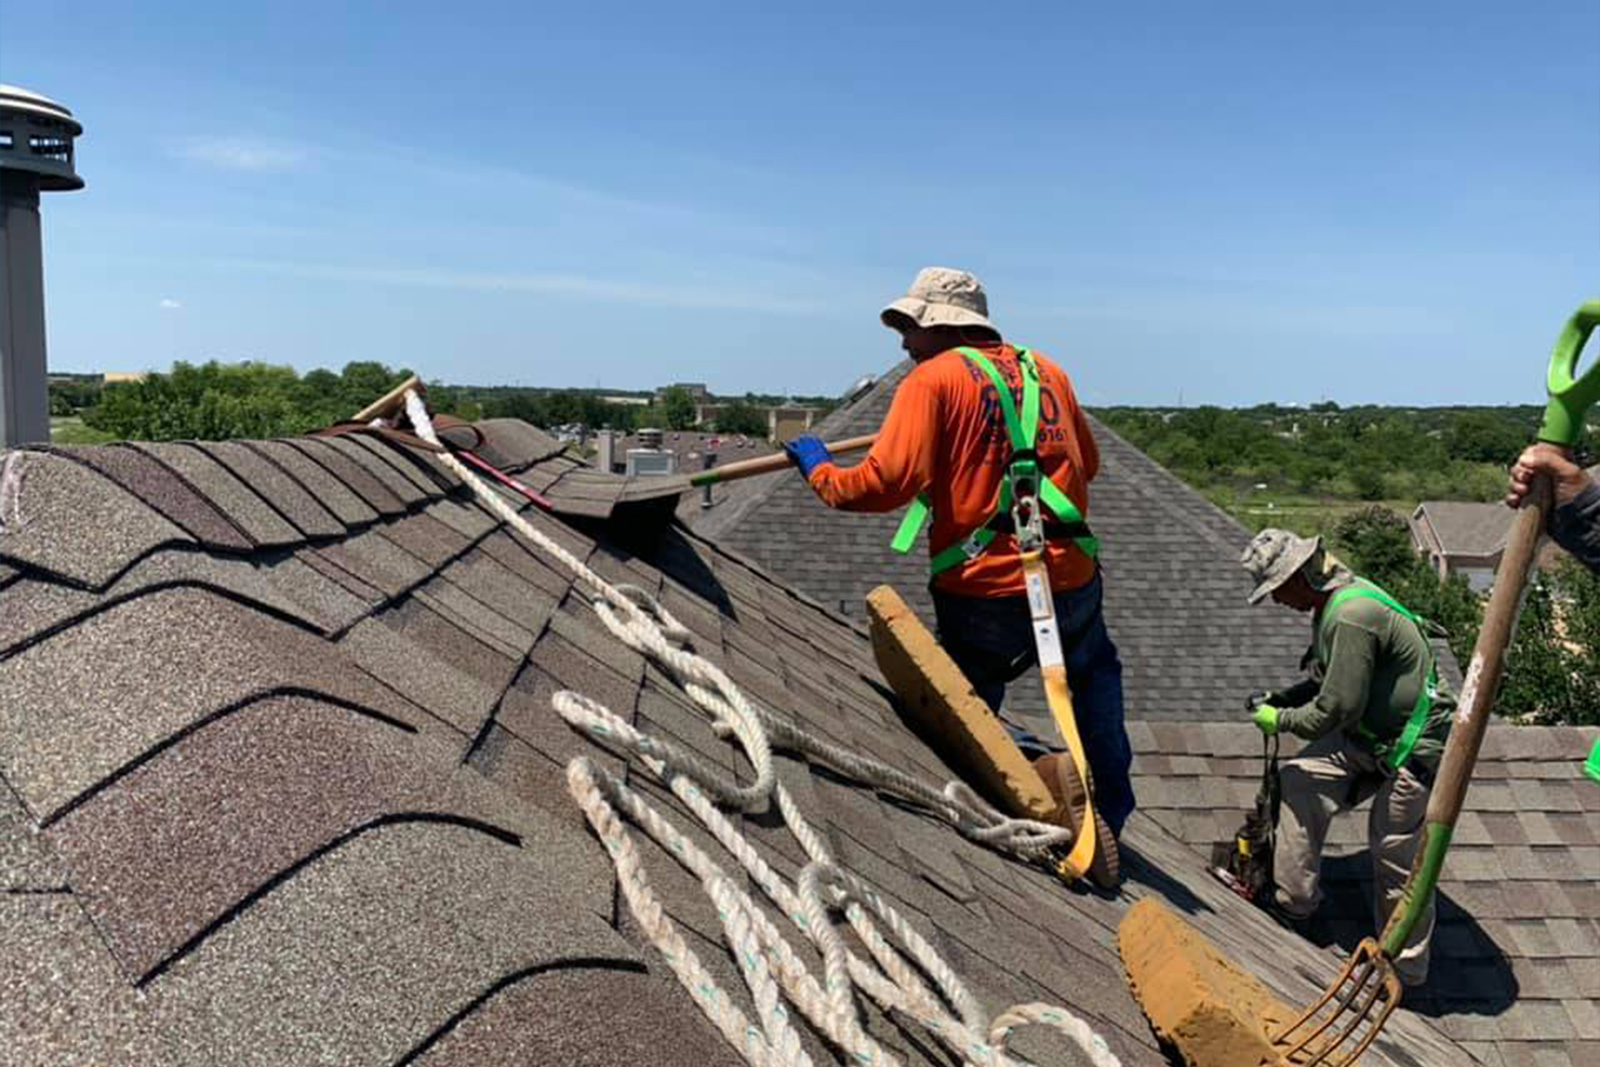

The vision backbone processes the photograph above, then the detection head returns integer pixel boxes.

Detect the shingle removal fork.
[1274,300,1600,1066]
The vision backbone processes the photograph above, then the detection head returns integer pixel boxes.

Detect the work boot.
[1263,890,1314,935]
[1033,753,1120,889]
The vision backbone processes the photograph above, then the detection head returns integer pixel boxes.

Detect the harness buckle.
[1010,490,1046,552]
[1008,457,1046,552]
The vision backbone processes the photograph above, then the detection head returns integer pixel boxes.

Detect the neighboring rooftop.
[609,429,778,523]
[1411,501,1512,560]
[0,418,1471,1066]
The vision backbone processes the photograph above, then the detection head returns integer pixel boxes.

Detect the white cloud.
[175,137,307,172]
[212,257,830,315]
[158,298,182,310]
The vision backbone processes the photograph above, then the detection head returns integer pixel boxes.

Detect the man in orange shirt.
[784,267,1134,840]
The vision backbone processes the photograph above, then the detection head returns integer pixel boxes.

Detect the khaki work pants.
[1274,732,1435,986]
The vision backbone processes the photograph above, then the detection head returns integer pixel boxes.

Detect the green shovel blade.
[1539,301,1600,446]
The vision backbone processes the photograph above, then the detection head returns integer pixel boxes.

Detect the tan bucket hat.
[1240,528,1323,605]
[880,267,1000,334]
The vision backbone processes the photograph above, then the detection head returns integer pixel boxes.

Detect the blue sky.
[4,1,1596,405]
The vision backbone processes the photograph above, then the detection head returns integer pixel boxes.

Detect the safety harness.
[889,346,1099,574]
[1317,585,1440,774]
[890,345,1109,883]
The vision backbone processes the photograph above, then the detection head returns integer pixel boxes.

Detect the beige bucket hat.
[880,267,1000,334]
[1240,528,1324,605]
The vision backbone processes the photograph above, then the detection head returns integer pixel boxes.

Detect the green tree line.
[82,361,418,441]
[73,361,818,441]
[1094,404,1537,505]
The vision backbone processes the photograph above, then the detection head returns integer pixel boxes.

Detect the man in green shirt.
[1240,528,1456,988]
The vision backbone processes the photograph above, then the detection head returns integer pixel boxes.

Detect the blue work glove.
[783,435,834,479]
[1252,704,1281,736]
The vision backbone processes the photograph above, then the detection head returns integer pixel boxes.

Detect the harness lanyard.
[1318,586,1438,773]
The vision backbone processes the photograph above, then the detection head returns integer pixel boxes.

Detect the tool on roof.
[325,374,559,510]
[352,374,424,424]
[1270,301,1600,1067]
[1210,718,1280,905]
[687,434,876,487]
[886,346,1114,888]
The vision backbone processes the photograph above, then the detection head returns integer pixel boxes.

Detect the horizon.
[55,357,1567,415]
[6,1,1597,407]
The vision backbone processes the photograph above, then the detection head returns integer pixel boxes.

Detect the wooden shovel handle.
[1429,475,1551,827]
[1380,475,1550,958]
[352,375,425,424]
[689,434,877,486]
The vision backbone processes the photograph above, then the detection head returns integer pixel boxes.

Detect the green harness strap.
[889,346,1099,574]
[1318,585,1438,773]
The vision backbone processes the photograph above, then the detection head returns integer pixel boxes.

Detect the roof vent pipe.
[0,85,84,449]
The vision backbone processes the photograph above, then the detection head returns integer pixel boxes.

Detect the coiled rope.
[404,392,1122,1067]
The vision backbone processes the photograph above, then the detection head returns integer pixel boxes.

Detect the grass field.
[50,416,117,445]
[1206,486,1426,537]
[1198,461,1508,536]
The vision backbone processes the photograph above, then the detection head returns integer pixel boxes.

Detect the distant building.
[1410,501,1507,591]
[608,430,774,475]
[767,404,817,443]
[658,382,710,402]
[551,423,587,445]
[103,372,149,384]
[597,394,651,407]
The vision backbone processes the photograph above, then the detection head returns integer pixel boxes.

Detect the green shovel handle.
[1538,300,1600,446]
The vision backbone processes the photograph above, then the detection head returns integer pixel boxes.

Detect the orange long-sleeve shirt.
[808,343,1099,598]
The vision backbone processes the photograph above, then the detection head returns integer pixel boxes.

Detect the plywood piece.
[866,584,1056,821]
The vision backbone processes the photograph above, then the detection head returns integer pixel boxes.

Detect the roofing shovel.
[687,434,876,486]
[1272,300,1600,1066]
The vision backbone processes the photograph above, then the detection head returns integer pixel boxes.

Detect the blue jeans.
[931,572,1136,836]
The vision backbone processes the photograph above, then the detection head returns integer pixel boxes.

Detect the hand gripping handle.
[1538,300,1600,446]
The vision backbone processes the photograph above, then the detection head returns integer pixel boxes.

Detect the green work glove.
[1252,704,1281,736]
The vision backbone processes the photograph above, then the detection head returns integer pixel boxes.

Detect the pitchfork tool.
[1273,300,1600,1066]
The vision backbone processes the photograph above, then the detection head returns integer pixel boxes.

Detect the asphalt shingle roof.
[1412,501,1510,557]
[1131,721,1600,1067]
[0,420,1471,1066]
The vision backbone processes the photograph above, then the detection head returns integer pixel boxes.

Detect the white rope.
[404,391,1122,1067]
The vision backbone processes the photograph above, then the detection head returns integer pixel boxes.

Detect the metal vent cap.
[0,85,84,191]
